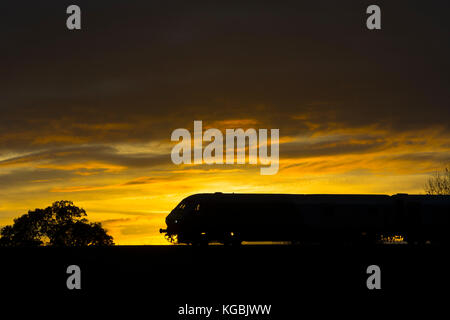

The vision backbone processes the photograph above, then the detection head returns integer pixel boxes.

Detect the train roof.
[187,193,389,199]
[182,193,450,203]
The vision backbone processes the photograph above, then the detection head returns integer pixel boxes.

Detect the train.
[159,193,450,245]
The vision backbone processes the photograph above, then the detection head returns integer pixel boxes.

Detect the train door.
[405,200,422,244]
[319,202,336,242]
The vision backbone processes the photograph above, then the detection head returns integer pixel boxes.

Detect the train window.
[176,203,186,210]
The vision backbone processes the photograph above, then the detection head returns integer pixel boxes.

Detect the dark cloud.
[0,145,168,170]
[377,152,450,165]
[1,1,449,154]
[0,168,70,189]
[281,139,390,160]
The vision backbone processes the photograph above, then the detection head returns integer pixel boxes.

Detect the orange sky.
[1,122,448,244]
[1,1,449,244]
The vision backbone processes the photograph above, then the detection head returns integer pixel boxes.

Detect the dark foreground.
[1,244,448,317]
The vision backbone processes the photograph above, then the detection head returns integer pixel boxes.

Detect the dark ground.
[0,244,447,317]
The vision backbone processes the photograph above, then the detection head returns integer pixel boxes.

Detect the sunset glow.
[1,2,449,245]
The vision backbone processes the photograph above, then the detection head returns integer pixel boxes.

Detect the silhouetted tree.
[0,201,114,247]
[425,166,450,195]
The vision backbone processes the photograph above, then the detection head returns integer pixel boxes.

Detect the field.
[1,244,447,316]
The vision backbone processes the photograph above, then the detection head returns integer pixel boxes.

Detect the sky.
[1,1,449,244]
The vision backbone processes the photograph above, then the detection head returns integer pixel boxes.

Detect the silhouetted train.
[160,193,450,245]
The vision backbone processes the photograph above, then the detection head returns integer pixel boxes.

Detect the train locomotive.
[159,193,450,245]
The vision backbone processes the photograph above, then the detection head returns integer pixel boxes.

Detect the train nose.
[162,212,180,234]
[166,211,182,225]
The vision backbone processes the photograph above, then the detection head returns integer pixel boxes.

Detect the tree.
[424,166,450,195]
[0,201,114,247]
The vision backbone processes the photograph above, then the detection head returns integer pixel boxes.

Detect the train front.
[159,198,194,244]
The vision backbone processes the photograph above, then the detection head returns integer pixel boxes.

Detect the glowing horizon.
[1,122,447,244]
[1,2,449,245]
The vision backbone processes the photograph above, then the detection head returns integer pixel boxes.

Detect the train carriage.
[160,193,450,245]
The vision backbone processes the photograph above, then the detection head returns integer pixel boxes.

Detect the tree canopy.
[0,201,114,247]
[425,166,450,195]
